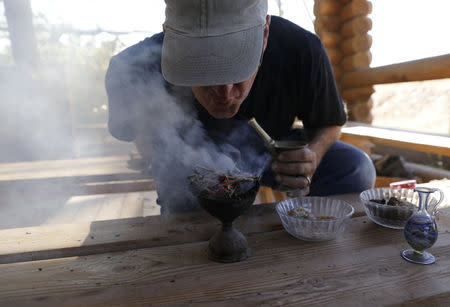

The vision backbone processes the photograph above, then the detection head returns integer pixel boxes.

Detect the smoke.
[0,30,269,226]
[111,45,269,212]
[0,65,99,229]
[0,34,126,229]
[0,66,73,161]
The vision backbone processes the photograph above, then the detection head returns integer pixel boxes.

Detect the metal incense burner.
[248,117,307,191]
[190,169,260,263]
[248,117,307,155]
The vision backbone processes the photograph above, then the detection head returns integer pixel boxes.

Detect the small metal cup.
[272,140,308,192]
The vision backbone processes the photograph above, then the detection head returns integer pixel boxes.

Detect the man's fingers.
[277,148,314,162]
[275,174,311,189]
[287,187,310,198]
[272,161,313,176]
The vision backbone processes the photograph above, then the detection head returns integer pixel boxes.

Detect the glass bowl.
[275,197,354,241]
[360,187,419,229]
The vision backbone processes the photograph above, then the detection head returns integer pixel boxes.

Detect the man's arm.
[270,33,346,193]
[105,33,164,143]
[305,125,341,165]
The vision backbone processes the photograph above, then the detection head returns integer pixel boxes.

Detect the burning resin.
[188,166,260,263]
[189,166,259,199]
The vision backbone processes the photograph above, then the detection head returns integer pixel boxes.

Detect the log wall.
[314,0,374,123]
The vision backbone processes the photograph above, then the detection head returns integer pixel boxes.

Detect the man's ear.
[263,15,271,51]
[162,24,166,33]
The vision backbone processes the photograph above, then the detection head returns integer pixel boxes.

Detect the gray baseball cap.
[161,0,268,86]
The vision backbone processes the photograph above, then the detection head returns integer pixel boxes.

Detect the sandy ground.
[371,78,450,135]
[371,80,450,208]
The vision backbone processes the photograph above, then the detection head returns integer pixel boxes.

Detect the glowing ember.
[210,176,237,195]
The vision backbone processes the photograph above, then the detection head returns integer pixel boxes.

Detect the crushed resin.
[370,196,415,207]
[287,206,334,220]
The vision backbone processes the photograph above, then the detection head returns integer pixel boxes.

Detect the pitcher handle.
[431,188,445,216]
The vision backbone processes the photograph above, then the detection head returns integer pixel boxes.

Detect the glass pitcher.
[401,187,444,264]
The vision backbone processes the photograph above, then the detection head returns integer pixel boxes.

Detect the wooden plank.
[0,156,155,195]
[341,53,450,88]
[1,216,450,306]
[0,194,365,264]
[0,176,155,197]
[0,156,139,181]
[341,123,450,156]
[42,192,151,224]
[75,178,155,195]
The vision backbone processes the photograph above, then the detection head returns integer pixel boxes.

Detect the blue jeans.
[261,140,376,195]
[309,141,376,195]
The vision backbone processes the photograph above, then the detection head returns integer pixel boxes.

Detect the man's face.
[190,15,271,119]
[191,71,258,119]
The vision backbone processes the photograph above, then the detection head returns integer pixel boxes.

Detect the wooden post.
[3,0,38,69]
[314,0,374,153]
[314,0,374,124]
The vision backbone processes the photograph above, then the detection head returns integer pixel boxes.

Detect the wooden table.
[1,193,450,306]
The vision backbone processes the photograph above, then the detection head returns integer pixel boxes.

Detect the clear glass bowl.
[360,187,419,229]
[275,197,354,241]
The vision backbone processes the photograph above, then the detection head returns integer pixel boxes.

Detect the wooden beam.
[314,15,342,32]
[341,54,450,87]
[320,31,341,48]
[314,0,343,16]
[340,122,450,157]
[340,51,372,71]
[0,156,154,195]
[340,0,372,21]
[0,177,155,199]
[340,86,375,102]
[341,34,372,56]
[340,16,372,39]
[0,156,139,181]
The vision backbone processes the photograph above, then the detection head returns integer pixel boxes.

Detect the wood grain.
[0,155,155,196]
[340,0,372,21]
[314,0,343,16]
[0,194,365,264]
[1,216,450,306]
[0,156,138,181]
[341,86,375,102]
[320,31,341,48]
[341,34,372,56]
[314,15,342,32]
[340,51,372,71]
[340,16,372,38]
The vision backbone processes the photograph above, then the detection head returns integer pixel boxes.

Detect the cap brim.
[161,25,263,86]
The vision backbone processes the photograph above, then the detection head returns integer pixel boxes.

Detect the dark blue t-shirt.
[105,16,346,212]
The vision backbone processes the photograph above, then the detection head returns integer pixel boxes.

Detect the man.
[105,0,376,213]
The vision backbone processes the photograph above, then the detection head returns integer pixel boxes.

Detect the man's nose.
[212,84,234,97]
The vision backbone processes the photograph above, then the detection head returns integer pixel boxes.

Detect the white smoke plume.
[107,44,269,213]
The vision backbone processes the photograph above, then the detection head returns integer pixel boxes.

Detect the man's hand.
[271,125,342,195]
[271,146,318,193]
